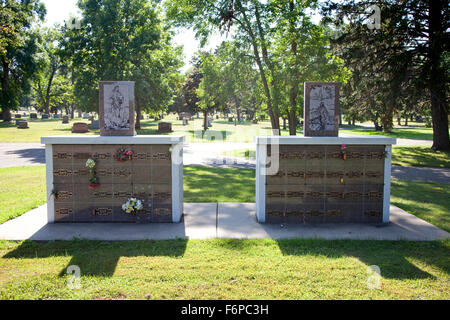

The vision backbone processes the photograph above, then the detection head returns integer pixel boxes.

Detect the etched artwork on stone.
[304,82,340,137]
[309,85,335,131]
[99,81,135,136]
[104,84,130,130]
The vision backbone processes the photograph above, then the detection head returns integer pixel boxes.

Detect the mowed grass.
[0,118,98,142]
[391,179,450,232]
[392,146,450,168]
[341,125,439,140]
[0,166,47,224]
[183,166,254,202]
[0,239,448,299]
[0,115,284,143]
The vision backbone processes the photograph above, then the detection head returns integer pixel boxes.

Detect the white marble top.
[41,135,185,145]
[255,135,396,145]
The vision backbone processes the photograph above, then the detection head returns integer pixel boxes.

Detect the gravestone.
[54,114,60,119]
[91,119,99,129]
[182,118,188,126]
[179,112,192,120]
[72,122,89,133]
[158,122,172,133]
[14,114,21,119]
[82,114,90,119]
[42,114,49,119]
[99,81,135,136]
[17,120,28,129]
[62,115,69,124]
[304,82,340,137]
[30,113,37,119]
[228,117,234,122]
[15,119,24,125]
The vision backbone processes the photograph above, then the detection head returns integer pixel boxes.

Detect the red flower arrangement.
[114,148,134,162]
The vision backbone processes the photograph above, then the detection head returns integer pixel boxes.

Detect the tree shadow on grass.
[3,239,188,277]
[276,239,450,280]
[205,238,449,279]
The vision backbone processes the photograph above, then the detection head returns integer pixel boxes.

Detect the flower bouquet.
[122,198,144,214]
[86,158,100,189]
[114,148,134,162]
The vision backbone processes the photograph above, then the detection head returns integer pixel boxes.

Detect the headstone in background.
[228,117,233,122]
[83,114,90,119]
[54,114,60,119]
[15,119,23,125]
[62,115,69,124]
[42,114,49,119]
[30,113,37,119]
[304,82,340,137]
[17,120,28,129]
[252,119,258,124]
[99,81,135,136]
[91,119,99,129]
[72,122,89,133]
[14,114,21,119]
[179,112,192,121]
[158,122,172,133]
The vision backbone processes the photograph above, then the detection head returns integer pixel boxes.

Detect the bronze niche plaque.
[99,81,135,136]
[304,82,340,137]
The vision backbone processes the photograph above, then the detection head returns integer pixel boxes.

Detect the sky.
[40,0,226,72]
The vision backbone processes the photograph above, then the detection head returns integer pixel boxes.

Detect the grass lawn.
[391,179,450,232]
[392,146,450,168]
[0,166,46,225]
[0,118,99,142]
[0,239,448,299]
[0,114,293,143]
[341,125,440,140]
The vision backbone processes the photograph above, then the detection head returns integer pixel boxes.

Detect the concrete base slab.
[218,203,450,241]
[0,203,448,241]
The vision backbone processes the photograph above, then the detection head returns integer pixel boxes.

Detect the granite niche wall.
[264,144,387,224]
[52,144,173,223]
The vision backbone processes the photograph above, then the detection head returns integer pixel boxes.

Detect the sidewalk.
[0,203,448,241]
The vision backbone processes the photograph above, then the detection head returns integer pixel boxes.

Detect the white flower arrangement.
[122,198,144,214]
[85,158,96,169]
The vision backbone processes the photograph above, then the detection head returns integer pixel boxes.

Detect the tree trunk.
[429,0,450,150]
[135,104,141,130]
[1,58,11,122]
[203,111,208,131]
[282,117,287,130]
[287,0,298,136]
[237,3,280,133]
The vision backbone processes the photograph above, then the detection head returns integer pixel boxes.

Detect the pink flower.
[341,144,346,150]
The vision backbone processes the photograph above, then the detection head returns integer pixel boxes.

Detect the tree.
[165,0,283,132]
[324,0,449,150]
[196,53,221,130]
[64,0,183,129]
[0,0,46,121]
[32,26,68,115]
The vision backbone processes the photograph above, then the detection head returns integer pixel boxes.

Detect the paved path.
[1,142,448,183]
[0,203,448,241]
